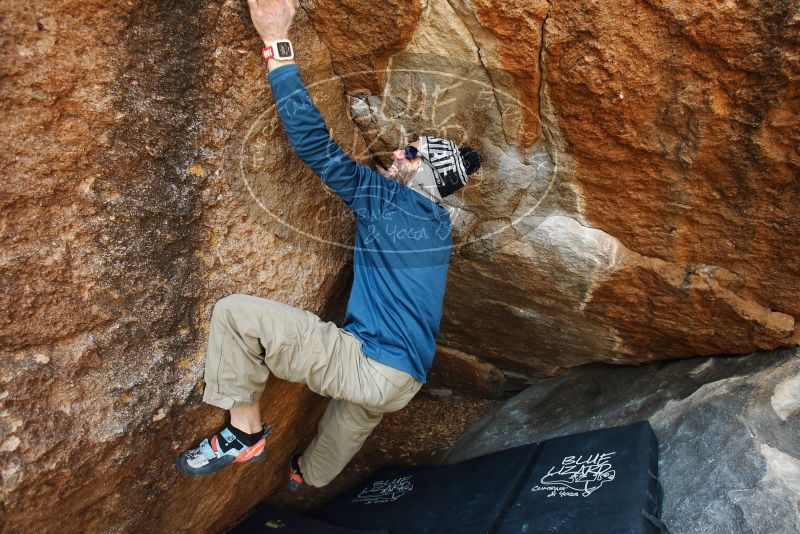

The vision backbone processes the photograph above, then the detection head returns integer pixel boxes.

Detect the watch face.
[276,41,292,58]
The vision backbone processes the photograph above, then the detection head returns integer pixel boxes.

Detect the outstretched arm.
[248,0,392,213]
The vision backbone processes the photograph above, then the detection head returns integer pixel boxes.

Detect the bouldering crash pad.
[231,421,665,533]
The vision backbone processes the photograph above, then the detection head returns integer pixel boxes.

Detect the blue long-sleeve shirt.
[268,64,452,383]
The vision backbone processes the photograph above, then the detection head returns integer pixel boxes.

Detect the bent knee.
[212,293,251,316]
[213,293,288,316]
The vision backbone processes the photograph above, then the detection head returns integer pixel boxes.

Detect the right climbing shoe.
[288,450,306,490]
[175,423,272,477]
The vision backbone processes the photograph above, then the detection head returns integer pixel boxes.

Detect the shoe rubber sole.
[176,452,236,477]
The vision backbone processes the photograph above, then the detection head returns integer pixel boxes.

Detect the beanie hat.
[459,146,482,175]
[418,137,480,198]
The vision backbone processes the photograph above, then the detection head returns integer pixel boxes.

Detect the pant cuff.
[202,388,257,410]
[298,455,327,488]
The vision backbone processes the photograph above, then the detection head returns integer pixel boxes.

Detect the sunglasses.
[404,144,420,160]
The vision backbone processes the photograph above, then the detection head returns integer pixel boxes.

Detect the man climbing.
[176,0,482,489]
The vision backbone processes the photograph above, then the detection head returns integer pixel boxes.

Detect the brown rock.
[3,0,800,531]
[543,0,800,360]
[427,346,507,397]
[304,0,421,93]
[322,0,798,373]
[472,0,549,148]
[1,1,368,532]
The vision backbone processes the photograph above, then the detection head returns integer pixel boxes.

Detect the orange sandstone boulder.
[2,0,799,531]
[313,0,798,378]
[1,1,367,532]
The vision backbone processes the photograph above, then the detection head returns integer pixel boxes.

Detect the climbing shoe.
[288,450,305,490]
[175,423,273,477]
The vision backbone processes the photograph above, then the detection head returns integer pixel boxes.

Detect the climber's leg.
[178,294,302,476]
[295,361,423,488]
[201,292,394,412]
[200,291,403,411]
[297,399,384,488]
[185,291,422,482]
[201,293,309,410]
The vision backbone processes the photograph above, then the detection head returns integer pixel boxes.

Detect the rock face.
[307,0,799,378]
[1,1,368,532]
[446,348,800,533]
[2,0,799,532]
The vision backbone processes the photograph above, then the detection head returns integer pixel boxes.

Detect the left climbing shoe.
[175,423,273,477]
[288,450,306,490]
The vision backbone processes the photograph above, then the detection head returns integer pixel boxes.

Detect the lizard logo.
[351,475,415,504]
[534,451,617,497]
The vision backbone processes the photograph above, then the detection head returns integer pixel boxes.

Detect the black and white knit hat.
[406,137,482,204]
[419,136,479,198]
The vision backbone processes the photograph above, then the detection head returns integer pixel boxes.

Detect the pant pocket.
[364,358,421,412]
[383,377,421,413]
[364,356,411,389]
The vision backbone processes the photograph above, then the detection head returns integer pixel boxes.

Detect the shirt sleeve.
[267,64,396,217]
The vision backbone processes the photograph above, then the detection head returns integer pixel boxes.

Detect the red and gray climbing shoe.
[176,424,272,477]
[288,450,305,490]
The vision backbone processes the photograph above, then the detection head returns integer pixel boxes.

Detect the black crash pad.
[497,422,663,533]
[314,441,540,532]
[231,421,665,534]
[229,505,387,533]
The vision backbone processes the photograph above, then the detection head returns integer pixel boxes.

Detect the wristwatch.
[262,40,294,62]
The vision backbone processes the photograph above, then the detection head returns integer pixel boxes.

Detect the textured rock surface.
[2,0,799,532]
[426,346,508,397]
[308,0,799,378]
[548,0,800,365]
[446,348,800,533]
[1,1,367,532]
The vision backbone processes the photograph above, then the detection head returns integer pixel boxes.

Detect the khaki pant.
[202,294,422,487]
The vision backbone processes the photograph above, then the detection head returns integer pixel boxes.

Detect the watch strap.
[261,39,294,62]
